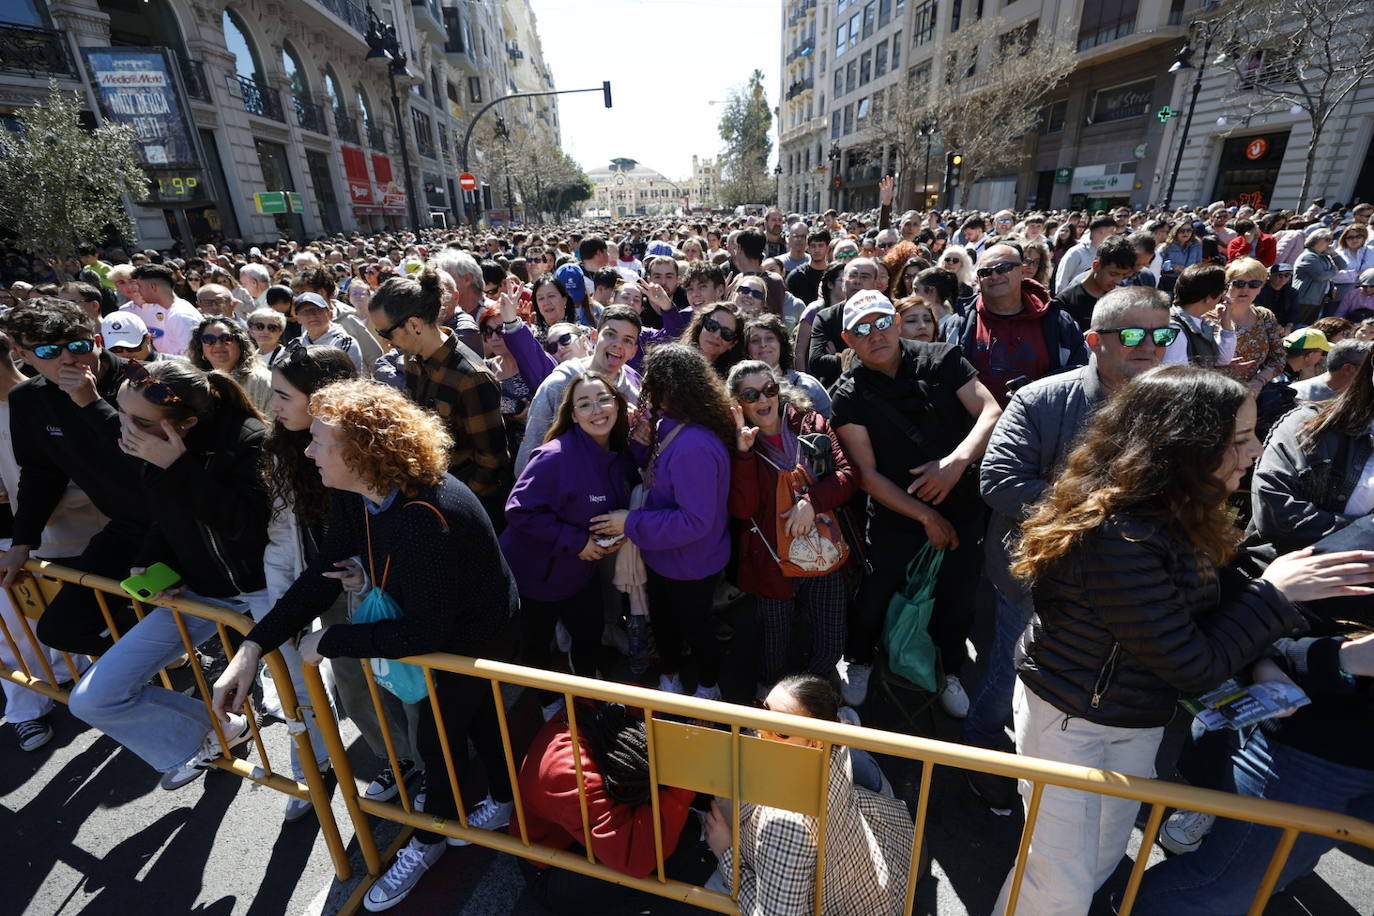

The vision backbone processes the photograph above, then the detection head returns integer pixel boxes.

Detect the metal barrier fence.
[0,560,353,881]
[5,560,1374,915]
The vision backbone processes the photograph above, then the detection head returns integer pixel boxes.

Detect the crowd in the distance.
[2,189,1374,915]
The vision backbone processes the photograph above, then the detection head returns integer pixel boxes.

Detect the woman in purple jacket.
[502,372,636,682]
[591,344,735,699]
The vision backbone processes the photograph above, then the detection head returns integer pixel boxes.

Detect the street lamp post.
[917,117,938,209]
[364,6,422,231]
[1163,22,1219,210]
[827,144,840,210]
[496,114,515,222]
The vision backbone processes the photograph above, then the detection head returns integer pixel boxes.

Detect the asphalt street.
[3,597,1371,915]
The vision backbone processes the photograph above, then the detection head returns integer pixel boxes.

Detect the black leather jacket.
[1018,511,1308,728]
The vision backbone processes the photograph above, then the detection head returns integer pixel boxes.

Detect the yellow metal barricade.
[302,652,1374,916]
[0,558,354,881]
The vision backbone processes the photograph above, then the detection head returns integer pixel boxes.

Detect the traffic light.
[602,80,613,108]
[945,151,963,187]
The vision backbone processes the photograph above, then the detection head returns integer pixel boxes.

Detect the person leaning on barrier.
[0,298,148,655]
[213,378,520,913]
[703,675,913,915]
[67,359,271,791]
[514,700,715,913]
[994,365,1374,915]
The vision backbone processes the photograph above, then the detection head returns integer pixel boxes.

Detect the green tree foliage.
[718,70,774,207]
[0,82,148,272]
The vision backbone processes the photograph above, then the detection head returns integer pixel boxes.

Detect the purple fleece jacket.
[501,322,558,392]
[501,426,637,601]
[624,417,731,580]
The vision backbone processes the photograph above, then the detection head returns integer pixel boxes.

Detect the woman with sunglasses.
[478,304,533,457]
[726,361,856,697]
[702,674,913,913]
[1331,224,1373,305]
[1207,257,1286,393]
[937,246,977,303]
[247,308,287,366]
[993,366,1374,914]
[187,316,273,414]
[680,302,745,378]
[67,359,272,792]
[589,344,734,698]
[1161,220,1204,291]
[742,313,830,417]
[502,373,637,703]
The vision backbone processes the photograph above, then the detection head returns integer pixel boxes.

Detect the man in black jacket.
[0,299,147,654]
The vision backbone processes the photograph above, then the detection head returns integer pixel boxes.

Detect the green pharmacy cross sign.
[1157,106,1179,123]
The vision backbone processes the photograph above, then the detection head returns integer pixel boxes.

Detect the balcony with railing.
[178,57,211,102]
[310,0,369,35]
[0,23,76,77]
[333,111,360,144]
[294,95,328,134]
[411,0,446,40]
[367,122,387,152]
[786,37,816,64]
[785,76,815,101]
[237,75,284,121]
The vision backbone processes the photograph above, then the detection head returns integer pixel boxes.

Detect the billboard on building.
[81,47,197,168]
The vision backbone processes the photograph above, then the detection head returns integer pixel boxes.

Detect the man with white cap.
[829,289,1002,712]
[99,312,154,361]
[294,291,364,373]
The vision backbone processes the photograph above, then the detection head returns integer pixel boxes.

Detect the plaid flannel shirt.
[404,329,511,497]
[719,746,913,915]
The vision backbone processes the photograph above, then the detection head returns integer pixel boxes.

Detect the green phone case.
[120,562,183,601]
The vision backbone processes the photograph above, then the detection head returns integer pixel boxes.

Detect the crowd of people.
[2,190,1374,915]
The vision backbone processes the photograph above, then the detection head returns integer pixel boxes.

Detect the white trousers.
[1,587,88,723]
[994,678,1163,916]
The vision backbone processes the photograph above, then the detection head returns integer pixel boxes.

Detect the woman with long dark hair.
[680,301,746,378]
[502,372,637,692]
[68,360,271,791]
[530,274,578,341]
[590,344,735,698]
[994,366,1374,914]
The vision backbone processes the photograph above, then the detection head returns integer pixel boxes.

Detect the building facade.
[0,0,559,249]
[777,0,1374,213]
[582,158,690,218]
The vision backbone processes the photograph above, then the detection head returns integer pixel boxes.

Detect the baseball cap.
[554,263,586,304]
[293,292,332,313]
[1271,262,1293,274]
[1283,328,1331,353]
[646,241,675,257]
[100,312,148,349]
[842,290,897,333]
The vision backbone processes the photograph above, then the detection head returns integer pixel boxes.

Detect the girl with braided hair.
[516,700,714,912]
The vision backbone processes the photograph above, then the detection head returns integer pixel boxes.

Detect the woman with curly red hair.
[214,378,520,912]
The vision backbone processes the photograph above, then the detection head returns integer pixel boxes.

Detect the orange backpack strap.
[404,500,451,534]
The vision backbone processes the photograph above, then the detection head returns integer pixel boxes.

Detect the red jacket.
[514,713,696,877]
[1227,232,1277,267]
[727,407,857,599]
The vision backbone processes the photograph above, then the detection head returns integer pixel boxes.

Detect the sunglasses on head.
[1230,279,1265,289]
[756,699,791,740]
[1099,326,1180,347]
[736,380,780,403]
[544,331,577,353]
[976,261,1021,279]
[249,321,282,332]
[849,313,894,337]
[200,332,235,346]
[28,338,95,360]
[120,359,182,404]
[703,316,738,342]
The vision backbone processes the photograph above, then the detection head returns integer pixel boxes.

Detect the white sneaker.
[838,706,862,727]
[554,620,572,654]
[658,672,684,694]
[363,837,445,911]
[1158,809,1216,855]
[939,675,970,719]
[693,683,722,701]
[284,759,332,822]
[837,660,872,707]
[160,714,252,790]
[447,794,514,846]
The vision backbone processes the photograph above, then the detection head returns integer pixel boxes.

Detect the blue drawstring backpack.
[352,501,443,703]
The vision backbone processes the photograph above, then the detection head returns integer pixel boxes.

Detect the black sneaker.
[365,758,417,802]
[967,770,1018,817]
[14,719,53,752]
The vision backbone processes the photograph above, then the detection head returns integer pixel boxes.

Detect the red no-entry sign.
[458,173,478,191]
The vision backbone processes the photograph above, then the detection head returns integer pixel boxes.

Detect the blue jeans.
[1134,729,1374,915]
[962,587,1030,749]
[69,591,246,773]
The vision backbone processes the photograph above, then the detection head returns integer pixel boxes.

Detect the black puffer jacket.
[1018,511,1308,728]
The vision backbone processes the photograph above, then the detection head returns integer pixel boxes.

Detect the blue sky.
[529,0,782,181]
